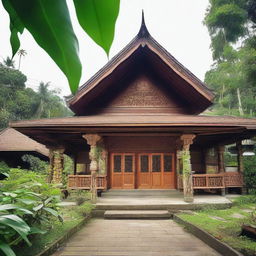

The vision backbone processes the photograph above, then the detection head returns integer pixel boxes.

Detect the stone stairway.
[104,210,172,219]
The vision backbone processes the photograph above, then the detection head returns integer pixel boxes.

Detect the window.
[140,155,149,172]
[113,155,121,172]
[125,155,133,172]
[152,155,161,172]
[164,155,172,172]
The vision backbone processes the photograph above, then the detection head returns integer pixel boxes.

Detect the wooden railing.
[68,175,107,190]
[192,172,243,189]
[178,172,243,189]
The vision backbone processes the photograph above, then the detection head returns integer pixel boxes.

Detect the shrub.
[0,169,63,256]
[244,152,256,190]
[76,202,95,217]
[0,168,60,197]
[0,161,10,179]
[21,154,48,174]
[233,195,256,205]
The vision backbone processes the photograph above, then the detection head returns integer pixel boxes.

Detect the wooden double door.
[110,153,175,189]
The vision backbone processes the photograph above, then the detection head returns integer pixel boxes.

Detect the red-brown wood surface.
[110,152,175,189]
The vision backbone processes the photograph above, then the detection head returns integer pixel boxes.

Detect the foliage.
[16,202,93,256]
[21,154,48,174]
[2,0,120,94]
[244,152,256,190]
[0,169,63,256]
[178,199,256,256]
[1,168,61,197]
[62,155,74,186]
[204,0,256,116]
[76,202,95,217]
[0,62,72,129]
[233,195,256,205]
[204,0,254,61]
[0,161,10,178]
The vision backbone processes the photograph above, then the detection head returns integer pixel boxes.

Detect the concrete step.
[101,189,182,198]
[104,210,172,219]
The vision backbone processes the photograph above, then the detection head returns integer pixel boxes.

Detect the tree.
[204,0,256,61]
[17,49,26,69]
[1,0,120,94]
[3,56,15,68]
[0,63,71,129]
[204,1,256,117]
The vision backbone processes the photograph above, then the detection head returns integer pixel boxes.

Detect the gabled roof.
[0,128,49,158]
[67,13,215,115]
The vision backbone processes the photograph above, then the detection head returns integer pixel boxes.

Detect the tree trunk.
[237,88,244,116]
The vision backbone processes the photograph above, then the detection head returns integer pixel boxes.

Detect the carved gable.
[110,76,172,107]
[86,74,189,115]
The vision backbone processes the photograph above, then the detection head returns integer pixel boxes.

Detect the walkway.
[53,219,221,256]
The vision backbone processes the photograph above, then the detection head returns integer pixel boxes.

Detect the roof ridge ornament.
[138,10,150,38]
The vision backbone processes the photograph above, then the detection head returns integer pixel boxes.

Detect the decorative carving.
[110,76,174,107]
[48,147,65,184]
[180,134,196,151]
[82,134,101,146]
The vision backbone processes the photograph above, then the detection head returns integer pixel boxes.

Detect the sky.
[0,0,213,97]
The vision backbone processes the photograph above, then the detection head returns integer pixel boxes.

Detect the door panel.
[163,154,175,188]
[111,152,175,189]
[123,154,135,189]
[138,154,151,189]
[151,154,162,188]
[111,154,123,189]
[111,153,135,189]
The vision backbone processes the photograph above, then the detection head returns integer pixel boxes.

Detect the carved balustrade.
[68,175,107,190]
[192,172,243,189]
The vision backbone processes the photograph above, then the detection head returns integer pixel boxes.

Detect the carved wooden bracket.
[82,134,102,146]
[180,134,196,151]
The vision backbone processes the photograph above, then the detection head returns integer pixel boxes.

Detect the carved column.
[236,141,246,194]
[82,134,102,203]
[48,147,65,184]
[180,134,196,203]
[217,145,225,195]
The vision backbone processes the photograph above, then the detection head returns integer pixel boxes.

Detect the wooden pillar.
[236,141,244,173]
[82,134,101,203]
[217,145,225,173]
[236,141,246,194]
[48,147,65,184]
[73,154,77,175]
[217,145,225,195]
[180,134,196,203]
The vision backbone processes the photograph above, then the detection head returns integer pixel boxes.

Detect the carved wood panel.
[109,75,175,107]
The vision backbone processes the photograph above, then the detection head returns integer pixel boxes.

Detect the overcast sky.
[0,0,213,97]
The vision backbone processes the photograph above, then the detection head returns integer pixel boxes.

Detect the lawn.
[177,196,256,256]
[16,202,94,256]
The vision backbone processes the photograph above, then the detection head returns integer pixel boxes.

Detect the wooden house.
[11,17,256,202]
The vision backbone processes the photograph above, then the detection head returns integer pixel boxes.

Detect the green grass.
[16,202,94,256]
[178,196,256,256]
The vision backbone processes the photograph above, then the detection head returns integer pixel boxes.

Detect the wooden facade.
[10,16,256,202]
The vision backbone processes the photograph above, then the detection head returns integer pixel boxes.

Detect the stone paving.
[52,219,221,256]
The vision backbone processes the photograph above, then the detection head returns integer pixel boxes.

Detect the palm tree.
[35,82,52,118]
[3,57,15,68]
[17,49,27,70]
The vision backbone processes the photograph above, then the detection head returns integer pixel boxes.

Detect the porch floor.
[95,190,232,212]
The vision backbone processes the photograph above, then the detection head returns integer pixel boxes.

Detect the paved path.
[53,219,221,256]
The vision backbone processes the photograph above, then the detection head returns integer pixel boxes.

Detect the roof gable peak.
[137,10,150,38]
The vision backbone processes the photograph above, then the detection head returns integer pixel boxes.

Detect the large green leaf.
[6,0,82,94]
[0,204,33,215]
[73,0,120,55]
[2,0,24,57]
[0,240,16,256]
[0,214,31,246]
